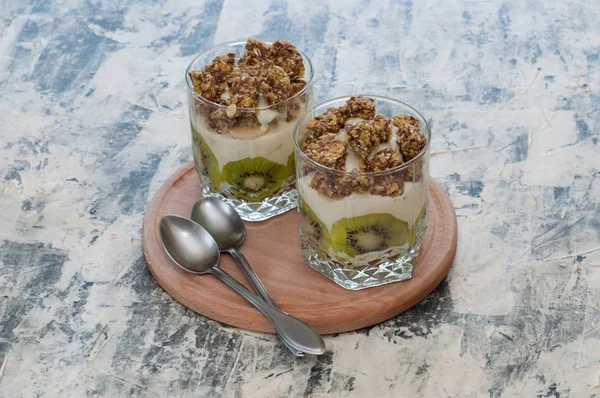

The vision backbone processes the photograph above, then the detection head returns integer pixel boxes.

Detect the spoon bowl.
[191,197,245,251]
[159,214,220,274]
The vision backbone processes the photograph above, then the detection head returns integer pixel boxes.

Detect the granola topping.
[228,69,260,108]
[347,117,392,160]
[291,79,307,96]
[309,172,372,199]
[300,96,428,198]
[307,108,348,137]
[268,39,305,79]
[393,114,420,143]
[259,62,293,105]
[237,38,270,69]
[362,148,403,172]
[189,38,308,134]
[344,96,376,119]
[370,176,405,197]
[398,130,427,160]
[302,133,347,171]
[189,53,236,103]
[392,114,419,129]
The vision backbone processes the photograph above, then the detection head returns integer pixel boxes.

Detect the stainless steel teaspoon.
[159,214,326,355]
[191,197,314,356]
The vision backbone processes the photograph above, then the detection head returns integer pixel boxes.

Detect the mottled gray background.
[0,0,599,397]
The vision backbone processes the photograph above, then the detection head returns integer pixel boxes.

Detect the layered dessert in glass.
[186,39,314,221]
[294,96,430,290]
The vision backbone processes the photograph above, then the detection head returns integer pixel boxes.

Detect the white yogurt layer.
[193,101,305,172]
[297,173,428,232]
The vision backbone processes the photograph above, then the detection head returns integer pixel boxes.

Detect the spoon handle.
[227,248,304,357]
[228,248,278,308]
[209,266,326,355]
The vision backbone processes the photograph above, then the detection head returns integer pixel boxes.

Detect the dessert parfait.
[186,39,314,221]
[294,95,430,290]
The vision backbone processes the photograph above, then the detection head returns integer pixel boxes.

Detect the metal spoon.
[159,215,326,355]
[191,197,317,357]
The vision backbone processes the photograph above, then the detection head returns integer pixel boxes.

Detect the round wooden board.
[143,162,457,335]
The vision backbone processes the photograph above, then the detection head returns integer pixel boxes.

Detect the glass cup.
[186,41,314,221]
[293,96,431,290]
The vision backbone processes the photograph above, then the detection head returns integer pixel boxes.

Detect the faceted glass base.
[301,215,428,290]
[196,171,297,222]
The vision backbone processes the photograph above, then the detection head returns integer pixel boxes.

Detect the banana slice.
[229,125,269,139]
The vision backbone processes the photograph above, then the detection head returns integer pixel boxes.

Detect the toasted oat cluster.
[189,38,307,133]
[259,62,293,105]
[347,115,392,160]
[189,54,236,103]
[228,69,260,108]
[399,130,427,160]
[301,96,427,198]
[392,114,419,129]
[345,96,376,119]
[268,40,305,79]
[237,38,270,69]
[309,172,371,199]
[306,108,347,137]
[303,133,348,171]
[371,175,405,197]
[362,148,403,172]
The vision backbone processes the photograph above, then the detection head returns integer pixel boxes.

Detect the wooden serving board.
[142,162,457,335]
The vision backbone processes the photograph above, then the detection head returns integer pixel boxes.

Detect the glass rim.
[185,39,315,112]
[293,95,431,177]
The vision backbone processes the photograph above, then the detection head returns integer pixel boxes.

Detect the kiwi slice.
[298,197,330,252]
[221,157,288,201]
[330,213,411,257]
[191,126,221,188]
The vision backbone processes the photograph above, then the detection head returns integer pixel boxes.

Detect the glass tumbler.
[186,41,314,221]
[294,96,431,290]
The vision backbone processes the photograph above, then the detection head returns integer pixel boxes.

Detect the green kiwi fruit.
[298,197,330,252]
[191,125,221,188]
[330,213,411,257]
[221,157,288,201]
